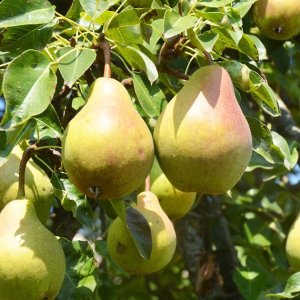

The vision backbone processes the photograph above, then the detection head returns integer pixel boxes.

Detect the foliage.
[0,0,300,299]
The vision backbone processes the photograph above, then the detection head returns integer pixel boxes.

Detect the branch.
[272,98,300,143]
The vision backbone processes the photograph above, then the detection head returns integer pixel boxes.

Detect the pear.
[107,191,176,274]
[286,213,300,270]
[62,77,154,200]
[0,144,53,223]
[253,0,300,40]
[153,65,252,195]
[150,158,196,220]
[0,199,66,300]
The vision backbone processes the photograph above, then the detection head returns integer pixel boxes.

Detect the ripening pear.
[253,0,300,40]
[0,199,66,300]
[62,77,154,200]
[150,158,196,220]
[153,65,252,195]
[107,191,176,274]
[286,213,300,270]
[0,144,53,223]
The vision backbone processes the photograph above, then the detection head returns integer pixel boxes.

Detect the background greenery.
[1,0,300,299]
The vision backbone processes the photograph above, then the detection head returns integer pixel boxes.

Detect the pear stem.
[202,50,213,65]
[17,144,37,199]
[98,33,112,78]
[145,175,151,192]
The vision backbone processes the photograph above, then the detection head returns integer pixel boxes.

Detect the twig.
[202,50,213,65]
[98,33,111,78]
[158,66,189,80]
[145,175,151,192]
[17,144,38,199]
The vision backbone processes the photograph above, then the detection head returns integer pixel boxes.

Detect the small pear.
[0,144,53,223]
[153,65,252,195]
[0,199,66,300]
[150,158,196,220]
[107,191,176,274]
[62,77,154,200]
[253,0,300,40]
[286,213,300,270]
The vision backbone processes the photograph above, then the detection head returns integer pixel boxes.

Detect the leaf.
[200,0,234,7]
[117,45,158,83]
[233,257,274,300]
[247,117,287,165]
[0,119,36,163]
[188,29,219,52]
[233,0,257,18]
[79,0,119,19]
[267,272,300,299]
[33,104,62,140]
[0,22,54,57]
[105,9,143,44]
[1,50,57,129]
[0,0,55,28]
[57,239,98,300]
[57,47,96,87]
[163,10,197,38]
[132,73,166,117]
[126,206,152,260]
[58,177,95,229]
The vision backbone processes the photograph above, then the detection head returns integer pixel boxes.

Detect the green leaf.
[234,258,274,300]
[57,47,96,87]
[0,22,54,57]
[126,206,152,260]
[200,0,234,7]
[233,0,257,18]
[267,272,300,299]
[188,29,219,53]
[79,0,119,19]
[247,117,287,165]
[0,120,36,162]
[59,177,95,229]
[105,9,143,44]
[117,45,158,84]
[33,104,62,140]
[163,10,197,38]
[0,0,55,28]
[132,73,166,117]
[58,239,98,300]
[1,50,57,129]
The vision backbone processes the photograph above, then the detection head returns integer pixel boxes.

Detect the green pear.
[0,144,53,223]
[253,0,300,40]
[62,77,154,200]
[0,199,66,300]
[150,158,196,220]
[153,65,252,195]
[286,213,300,270]
[107,191,176,274]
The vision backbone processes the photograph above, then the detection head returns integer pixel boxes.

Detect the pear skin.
[0,199,66,300]
[153,65,252,195]
[286,213,300,271]
[253,0,300,40]
[150,158,196,220]
[107,191,176,274]
[62,77,154,200]
[0,144,53,223]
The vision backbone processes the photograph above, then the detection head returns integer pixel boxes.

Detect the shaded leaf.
[126,206,152,260]
[57,239,98,300]
[0,22,54,57]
